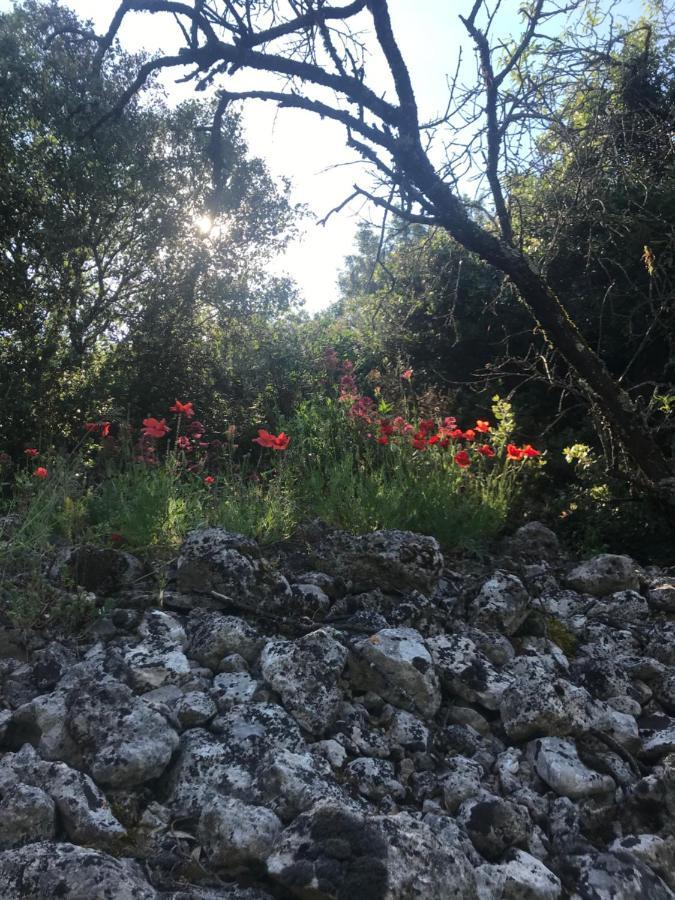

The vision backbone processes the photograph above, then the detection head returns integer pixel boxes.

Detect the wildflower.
[463,429,476,441]
[507,444,524,461]
[454,450,471,468]
[475,420,490,433]
[33,466,48,479]
[170,399,195,419]
[176,436,191,451]
[477,444,495,458]
[142,417,170,439]
[24,448,39,458]
[411,433,427,450]
[379,421,395,437]
[443,416,457,430]
[348,396,375,423]
[203,475,215,485]
[110,533,125,545]
[377,436,389,445]
[522,444,541,458]
[449,428,464,440]
[418,418,435,435]
[84,421,111,437]
[187,420,205,439]
[253,429,290,451]
[401,368,413,380]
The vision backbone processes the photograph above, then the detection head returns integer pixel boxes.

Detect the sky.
[1,0,646,312]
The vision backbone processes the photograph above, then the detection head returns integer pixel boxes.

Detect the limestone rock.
[0,783,55,849]
[469,571,530,636]
[349,627,440,719]
[260,629,348,735]
[476,849,562,899]
[0,841,157,899]
[308,528,444,596]
[566,554,640,597]
[267,800,477,899]
[507,522,561,562]
[428,633,513,711]
[528,737,616,799]
[65,679,179,788]
[198,795,282,867]
[500,667,590,741]
[186,612,263,668]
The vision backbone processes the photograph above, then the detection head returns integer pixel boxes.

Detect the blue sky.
[1,0,648,311]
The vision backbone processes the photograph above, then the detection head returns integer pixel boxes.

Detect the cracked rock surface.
[1,522,675,898]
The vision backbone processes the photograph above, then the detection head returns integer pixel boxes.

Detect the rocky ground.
[1,519,675,898]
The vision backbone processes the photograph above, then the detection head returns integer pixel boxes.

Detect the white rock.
[528,737,616,799]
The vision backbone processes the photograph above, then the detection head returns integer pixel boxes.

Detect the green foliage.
[0,0,297,453]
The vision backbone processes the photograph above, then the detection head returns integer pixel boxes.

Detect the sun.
[195,214,213,235]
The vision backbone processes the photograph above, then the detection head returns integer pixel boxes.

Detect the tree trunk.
[462,221,671,484]
[399,141,672,485]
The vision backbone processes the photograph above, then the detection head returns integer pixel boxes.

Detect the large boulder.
[506,522,561,562]
[348,627,441,719]
[163,704,305,814]
[186,612,263,669]
[49,545,145,595]
[260,629,348,736]
[306,528,444,596]
[176,529,291,607]
[500,666,590,741]
[65,679,179,788]
[566,554,640,596]
[476,850,562,899]
[528,737,616,799]
[428,633,513,711]
[0,744,125,847]
[560,851,675,899]
[267,800,477,899]
[0,783,55,850]
[0,841,157,899]
[198,795,282,868]
[469,572,530,636]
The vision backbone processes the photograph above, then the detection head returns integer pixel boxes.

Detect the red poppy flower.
[522,444,541,458]
[418,418,435,435]
[24,448,39,458]
[203,475,215,485]
[507,444,524,461]
[253,429,290,451]
[454,450,471,468]
[449,428,464,440]
[379,422,395,437]
[170,400,195,419]
[475,420,490,433]
[377,436,389,445]
[411,433,427,450]
[477,444,495,458]
[463,429,476,441]
[427,434,441,445]
[99,422,111,438]
[443,416,457,430]
[142,418,170,439]
[33,466,48,479]
[176,436,191,451]
[110,533,125,545]
[401,368,413,380]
